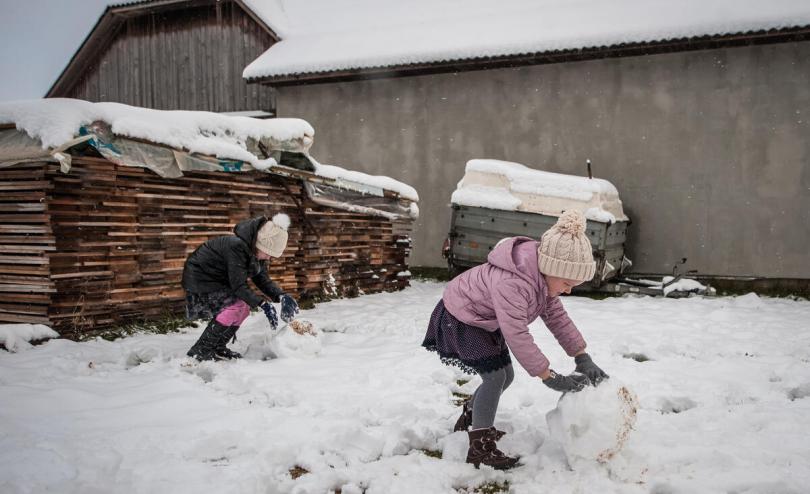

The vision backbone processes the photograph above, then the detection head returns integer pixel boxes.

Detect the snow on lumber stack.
[313,160,419,202]
[0,324,58,352]
[0,99,418,202]
[0,98,313,169]
[452,159,627,223]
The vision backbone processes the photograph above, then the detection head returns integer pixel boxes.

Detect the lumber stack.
[0,158,412,336]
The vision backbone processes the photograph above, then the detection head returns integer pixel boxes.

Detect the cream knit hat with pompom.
[537,210,596,282]
[256,213,290,258]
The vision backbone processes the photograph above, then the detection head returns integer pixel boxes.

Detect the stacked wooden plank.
[0,163,55,325]
[0,157,412,336]
[297,207,412,298]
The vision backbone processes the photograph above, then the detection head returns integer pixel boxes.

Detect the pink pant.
[215,300,250,327]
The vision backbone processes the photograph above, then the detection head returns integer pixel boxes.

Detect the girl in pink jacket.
[422,210,608,470]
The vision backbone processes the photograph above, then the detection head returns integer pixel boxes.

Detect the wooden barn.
[0,99,418,337]
[48,0,279,115]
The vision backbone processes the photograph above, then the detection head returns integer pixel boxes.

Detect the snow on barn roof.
[242,0,810,80]
[452,159,627,223]
[0,99,419,201]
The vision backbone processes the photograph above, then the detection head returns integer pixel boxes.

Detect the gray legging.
[471,364,515,429]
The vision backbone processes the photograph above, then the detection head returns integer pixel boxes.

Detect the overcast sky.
[0,0,113,102]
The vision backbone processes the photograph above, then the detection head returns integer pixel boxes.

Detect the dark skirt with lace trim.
[421,299,512,375]
[185,289,239,321]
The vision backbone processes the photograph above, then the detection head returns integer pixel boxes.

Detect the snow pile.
[546,379,639,465]
[243,320,322,360]
[0,99,420,202]
[0,98,314,169]
[452,159,626,221]
[0,324,59,352]
[242,0,810,79]
[268,320,322,358]
[662,276,710,296]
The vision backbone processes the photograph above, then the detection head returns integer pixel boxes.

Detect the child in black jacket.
[182,214,298,360]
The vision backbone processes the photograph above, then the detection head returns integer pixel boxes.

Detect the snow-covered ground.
[1,282,809,493]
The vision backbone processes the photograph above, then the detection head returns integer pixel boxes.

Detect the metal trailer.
[443,204,630,288]
[442,204,714,297]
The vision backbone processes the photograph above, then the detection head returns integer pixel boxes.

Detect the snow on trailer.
[0,99,418,336]
[445,159,630,286]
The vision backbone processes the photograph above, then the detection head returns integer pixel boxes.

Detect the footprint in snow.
[657,396,697,414]
[787,383,810,401]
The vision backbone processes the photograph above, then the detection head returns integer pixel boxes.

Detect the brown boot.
[454,399,507,439]
[466,427,519,470]
[453,398,473,432]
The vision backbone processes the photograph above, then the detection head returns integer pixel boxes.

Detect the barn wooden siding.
[0,158,412,337]
[52,1,276,113]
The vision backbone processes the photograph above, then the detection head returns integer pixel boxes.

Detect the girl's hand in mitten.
[260,301,278,330]
[574,353,609,384]
[543,370,589,393]
[280,294,299,322]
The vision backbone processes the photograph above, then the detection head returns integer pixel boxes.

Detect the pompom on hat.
[538,210,596,282]
[256,213,290,258]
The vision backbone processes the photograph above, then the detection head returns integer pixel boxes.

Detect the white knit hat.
[256,213,290,258]
[537,210,596,282]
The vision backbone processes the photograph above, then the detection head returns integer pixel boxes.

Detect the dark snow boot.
[214,325,242,360]
[454,398,506,439]
[187,320,229,361]
[466,427,519,470]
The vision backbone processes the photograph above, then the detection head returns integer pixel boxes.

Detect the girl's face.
[544,275,582,297]
[256,249,272,261]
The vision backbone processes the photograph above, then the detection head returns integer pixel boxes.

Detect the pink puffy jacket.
[442,236,586,376]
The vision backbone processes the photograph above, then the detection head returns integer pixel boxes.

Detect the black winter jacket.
[182,216,284,308]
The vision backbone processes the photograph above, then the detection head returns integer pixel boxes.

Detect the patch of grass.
[289,466,309,479]
[473,480,510,494]
[410,266,451,282]
[622,352,651,362]
[419,449,443,459]
[80,313,195,342]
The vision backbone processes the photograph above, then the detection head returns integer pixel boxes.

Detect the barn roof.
[241,0,810,83]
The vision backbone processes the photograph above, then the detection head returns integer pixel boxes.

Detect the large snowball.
[268,320,322,358]
[546,379,639,464]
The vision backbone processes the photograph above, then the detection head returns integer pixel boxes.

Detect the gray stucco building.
[272,40,810,283]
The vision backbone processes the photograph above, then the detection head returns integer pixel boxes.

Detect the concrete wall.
[276,41,810,278]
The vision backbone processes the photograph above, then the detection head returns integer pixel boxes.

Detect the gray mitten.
[543,370,589,393]
[574,353,609,384]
